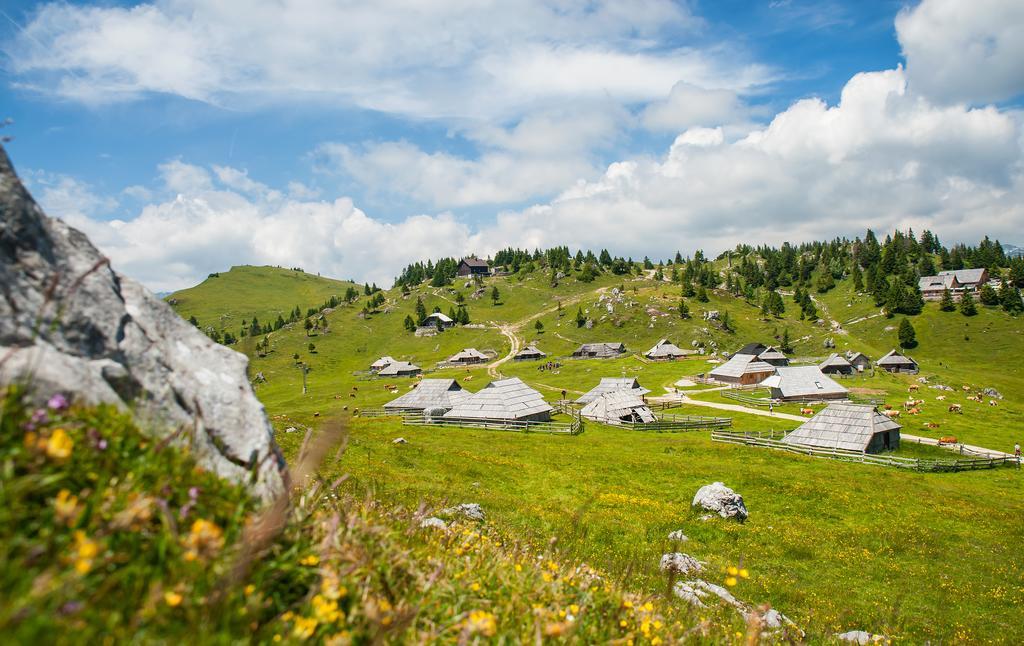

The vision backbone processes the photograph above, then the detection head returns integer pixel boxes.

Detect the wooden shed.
[457,257,490,276]
[645,339,693,360]
[447,348,488,365]
[708,354,775,385]
[370,356,396,372]
[761,366,848,402]
[877,349,919,374]
[572,342,626,359]
[819,353,855,376]
[782,403,900,453]
[846,352,872,372]
[377,361,422,377]
[756,345,789,367]
[384,379,472,412]
[514,345,546,361]
[576,377,650,404]
[581,391,656,425]
[423,312,455,329]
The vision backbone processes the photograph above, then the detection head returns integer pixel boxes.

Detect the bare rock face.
[0,145,287,502]
[692,482,748,522]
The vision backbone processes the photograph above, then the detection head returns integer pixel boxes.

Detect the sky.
[1,0,1023,291]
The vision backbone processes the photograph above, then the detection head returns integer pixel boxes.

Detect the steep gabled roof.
[877,349,917,366]
[761,366,848,399]
[782,403,900,451]
[581,391,656,425]
[424,312,454,324]
[938,268,987,285]
[735,342,768,356]
[646,338,691,358]
[371,356,396,369]
[819,353,853,370]
[515,344,546,358]
[377,361,421,376]
[846,351,871,365]
[460,257,489,268]
[443,377,552,420]
[448,348,488,362]
[384,379,472,410]
[574,342,626,357]
[708,353,775,380]
[757,346,788,362]
[576,377,650,404]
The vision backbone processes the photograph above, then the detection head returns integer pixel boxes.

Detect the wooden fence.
[356,406,583,435]
[711,430,1020,472]
[721,390,773,407]
[619,414,732,432]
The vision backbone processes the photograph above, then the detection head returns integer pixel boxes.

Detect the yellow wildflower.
[569,604,579,614]
[245,584,256,596]
[739,568,750,579]
[46,428,73,460]
[183,519,224,561]
[73,530,100,574]
[464,610,496,637]
[312,594,342,623]
[292,616,318,640]
[300,554,320,566]
[514,563,522,572]
[725,576,738,587]
[54,489,81,526]
[164,591,183,607]
[727,566,739,576]
[470,582,481,592]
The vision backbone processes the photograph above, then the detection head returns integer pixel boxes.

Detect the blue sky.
[1,0,1022,290]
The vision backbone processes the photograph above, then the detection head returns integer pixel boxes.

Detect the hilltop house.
[423,312,455,330]
[918,268,989,301]
[846,352,872,372]
[514,345,546,361]
[443,377,552,422]
[819,353,855,376]
[782,403,901,453]
[707,353,775,385]
[447,348,488,365]
[877,349,919,374]
[645,339,692,360]
[576,377,650,404]
[761,366,848,402]
[370,356,396,372]
[377,361,422,378]
[383,379,472,413]
[572,342,627,359]
[580,391,656,425]
[457,257,491,277]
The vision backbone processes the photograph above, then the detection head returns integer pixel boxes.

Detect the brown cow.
[800,408,814,416]
[908,407,920,415]
[908,384,920,392]
[925,422,940,429]
[884,410,901,419]
[962,385,971,391]
[939,435,958,445]
[935,395,946,401]
[884,404,893,410]
[948,404,962,413]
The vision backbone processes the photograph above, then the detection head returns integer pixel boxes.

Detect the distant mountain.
[1003,244,1024,258]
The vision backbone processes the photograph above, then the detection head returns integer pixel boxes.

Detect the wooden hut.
[447,348,488,365]
[645,339,692,360]
[514,345,546,361]
[443,377,552,422]
[377,361,422,377]
[580,391,656,425]
[877,349,919,374]
[383,379,472,413]
[846,352,872,372]
[572,342,626,359]
[457,257,490,276]
[707,354,775,385]
[782,403,900,453]
[370,356,396,372]
[761,366,848,402]
[576,377,650,404]
[756,345,789,367]
[819,353,855,376]
[423,312,455,330]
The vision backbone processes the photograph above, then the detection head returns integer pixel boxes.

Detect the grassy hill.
[168,263,1024,642]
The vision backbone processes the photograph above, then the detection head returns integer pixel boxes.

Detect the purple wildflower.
[47,393,69,411]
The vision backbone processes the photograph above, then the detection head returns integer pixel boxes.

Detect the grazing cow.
[343,405,348,411]
[936,395,946,401]
[962,385,971,392]
[350,393,356,398]
[908,384,920,392]
[465,375,474,381]
[800,408,814,416]
[884,410,901,419]
[989,400,998,407]
[924,422,940,429]
[352,386,358,391]
[908,407,920,415]
[939,435,958,445]
[948,404,962,413]
[884,404,893,410]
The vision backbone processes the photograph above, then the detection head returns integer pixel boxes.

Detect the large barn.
[819,353,855,376]
[761,366,848,402]
[384,379,472,413]
[782,403,901,453]
[708,354,776,385]
[580,391,656,425]
[572,342,626,359]
[645,339,692,360]
[443,377,553,422]
[576,377,650,404]
[877,349,919,374]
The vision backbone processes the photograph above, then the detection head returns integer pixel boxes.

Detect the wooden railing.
[620,414,731,432]
[711,430,1020,472]
[721,390,773,407]
[400,410,583,435]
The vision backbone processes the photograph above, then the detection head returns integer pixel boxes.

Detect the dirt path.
[487,324,520,378]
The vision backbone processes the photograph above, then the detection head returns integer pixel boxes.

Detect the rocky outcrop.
[692,482,748,522]
[659,552,703,575]
[0,145,286,502]
[442,503,485,521]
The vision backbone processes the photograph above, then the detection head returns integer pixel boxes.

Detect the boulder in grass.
[837,630,888,644]
[667,530,689,542]
[442,503,485,521]
[659,552,703,575]
[392,437,408,445]
[692,482,748,522]
[420,517,447,530]
[673,579,743,609]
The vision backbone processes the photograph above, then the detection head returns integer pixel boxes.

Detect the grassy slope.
[175,265,1024,642]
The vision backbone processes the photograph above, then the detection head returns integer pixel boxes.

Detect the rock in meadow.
[659,552,703,575]
[692,482,748,522]
[667,529,689,542]
[419,517,447,530]
[442,503,485,521]
[0,145,286,502]
[836,630,888,644]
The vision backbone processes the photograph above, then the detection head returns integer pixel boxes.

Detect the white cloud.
[159,159,213,193]
[640,82,746,132]
[896,0,1024,105]
[5,0,769,121]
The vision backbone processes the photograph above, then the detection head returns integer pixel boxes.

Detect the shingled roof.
[761,366,848,400]
[573,342,627,358]
[819,353,854,372]
[645,338,692,359]
[370,356,395,370]
[708,354,775,381]
[443,377,552,421]
[576,377,650,404]
[581,391,656,425]
[877,349,917,367]
[447,348,488,363]
[384,379,472,411]
[377,361,421,377]
[782,403,901,452]
[514,344,546,359]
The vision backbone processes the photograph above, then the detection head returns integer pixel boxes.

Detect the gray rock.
[837,630,888,644]
[0,146,286,502]
[392,437,408,444]
[673,579,743,609]
[692,482,748,522]
[929,384,954,391]
[659,552,703,575]
[419,517,447,530]
[983,387,1003,400]
[442,502,485,521]
[667,530,689,542]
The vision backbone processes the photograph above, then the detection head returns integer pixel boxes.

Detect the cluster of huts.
[569,338,696,361]
[383,377,553,422]
[705,343,919,402]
